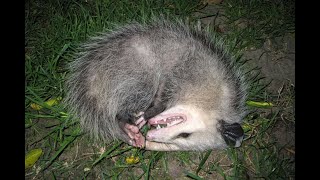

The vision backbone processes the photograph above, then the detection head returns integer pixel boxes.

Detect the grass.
[25,0,295,179]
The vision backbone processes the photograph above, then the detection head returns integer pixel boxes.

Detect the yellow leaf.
[246,101,273,108]
[25,148,42,169]
[45,97,62,106]
[30,97,62,110]
[30,103,42,110]
[125,155,139,164]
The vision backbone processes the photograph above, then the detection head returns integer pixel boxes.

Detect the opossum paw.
[133,133,145,148]
[124,123,145,148]
[128,133,145,148]
[135,115,147,129]
[124,123,140,135]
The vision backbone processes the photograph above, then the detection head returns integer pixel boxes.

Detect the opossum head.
[145,105,244,151]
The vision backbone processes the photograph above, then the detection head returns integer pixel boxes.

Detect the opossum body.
[65,20,247,151]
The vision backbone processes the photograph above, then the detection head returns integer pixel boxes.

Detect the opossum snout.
[219,121,244,148]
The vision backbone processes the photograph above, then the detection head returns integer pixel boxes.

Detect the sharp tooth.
[156,124,161,129]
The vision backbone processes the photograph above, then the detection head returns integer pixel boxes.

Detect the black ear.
[218,120,244,147]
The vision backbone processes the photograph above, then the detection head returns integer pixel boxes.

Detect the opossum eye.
[176,133,191,138]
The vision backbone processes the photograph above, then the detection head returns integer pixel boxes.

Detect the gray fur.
[64,19,248,151]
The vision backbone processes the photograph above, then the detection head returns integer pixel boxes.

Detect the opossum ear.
[219,121,244,148]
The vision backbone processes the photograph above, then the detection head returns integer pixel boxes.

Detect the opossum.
[64,19,247,151]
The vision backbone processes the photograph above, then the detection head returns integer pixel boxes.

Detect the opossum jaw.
[148,114,186,130]
[145,105,213,151]
[145,113,191,151]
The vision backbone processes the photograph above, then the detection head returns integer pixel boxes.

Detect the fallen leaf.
[25,148,42,169]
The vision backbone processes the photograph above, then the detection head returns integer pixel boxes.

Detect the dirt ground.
[243,33,295,149]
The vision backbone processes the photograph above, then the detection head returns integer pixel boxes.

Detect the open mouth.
[148,114,186,130]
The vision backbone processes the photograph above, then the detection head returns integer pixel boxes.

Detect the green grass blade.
[196,150,212,174]
[92,141,123,166]
[42,130,80,171]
